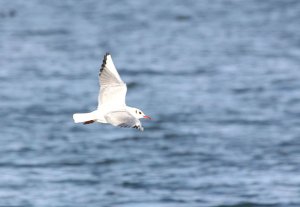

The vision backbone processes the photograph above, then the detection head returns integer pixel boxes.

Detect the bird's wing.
[98,53,127,111]
[104,110,143,131]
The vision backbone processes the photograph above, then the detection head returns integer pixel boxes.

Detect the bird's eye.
[139,111,142,114]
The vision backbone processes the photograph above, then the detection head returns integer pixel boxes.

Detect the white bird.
[73,53,151,131]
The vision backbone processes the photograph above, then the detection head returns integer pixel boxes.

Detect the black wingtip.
[99,52,110,74]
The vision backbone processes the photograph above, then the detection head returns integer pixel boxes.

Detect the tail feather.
[73,112,97,123]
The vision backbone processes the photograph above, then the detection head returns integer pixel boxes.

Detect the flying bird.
[73,53,151,131]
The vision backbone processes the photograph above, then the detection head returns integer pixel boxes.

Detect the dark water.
[1,0,300,206]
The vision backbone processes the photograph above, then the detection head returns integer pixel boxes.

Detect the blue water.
[1,0,300,206]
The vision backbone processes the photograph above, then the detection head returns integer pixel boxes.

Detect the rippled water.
[1,0,300,206]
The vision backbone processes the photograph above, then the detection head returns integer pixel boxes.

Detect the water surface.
[1,0,300,206]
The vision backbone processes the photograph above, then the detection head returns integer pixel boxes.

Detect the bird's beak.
[143,115,151,120]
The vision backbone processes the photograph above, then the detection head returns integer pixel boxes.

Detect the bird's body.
[73,53,150,131]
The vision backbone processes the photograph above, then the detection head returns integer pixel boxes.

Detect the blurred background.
[1,0,300,206]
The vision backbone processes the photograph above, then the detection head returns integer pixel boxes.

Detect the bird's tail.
[73,112,97,124]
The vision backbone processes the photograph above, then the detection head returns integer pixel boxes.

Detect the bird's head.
[129,107,151,120]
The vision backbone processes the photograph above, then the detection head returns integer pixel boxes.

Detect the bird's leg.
[83,120,95,125]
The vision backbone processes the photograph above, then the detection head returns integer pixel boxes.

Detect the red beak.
[143,115,151,120]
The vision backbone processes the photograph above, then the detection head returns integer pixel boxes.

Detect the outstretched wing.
[104,110,143,131]
[98,53,127,111]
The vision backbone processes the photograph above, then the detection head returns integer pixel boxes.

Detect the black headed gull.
[73,53,151,131]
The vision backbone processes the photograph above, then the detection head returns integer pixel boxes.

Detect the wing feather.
[98,53,127,110]
[104,111,140,128]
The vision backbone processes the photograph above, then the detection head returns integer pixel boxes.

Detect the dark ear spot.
[135,110,138,114]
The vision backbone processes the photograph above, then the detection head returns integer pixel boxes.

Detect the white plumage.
[73,53,151,131]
